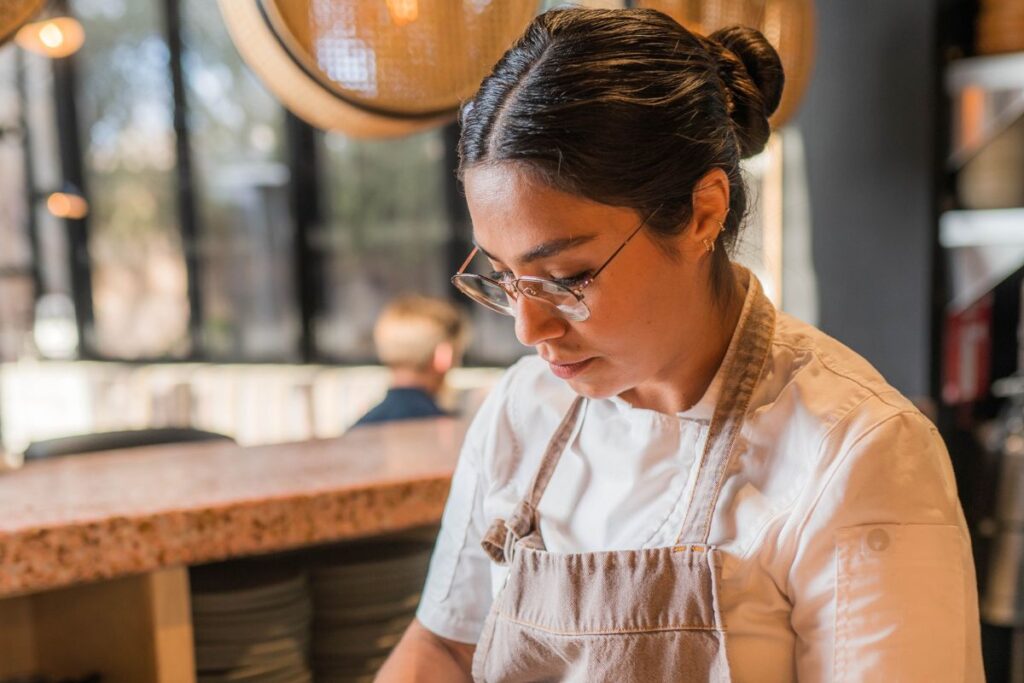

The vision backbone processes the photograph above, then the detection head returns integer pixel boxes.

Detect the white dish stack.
[191,562,314,683]
[309,540,433,683]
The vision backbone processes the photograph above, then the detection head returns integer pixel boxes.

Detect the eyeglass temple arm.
[456,246,479,275]
[589,210,658,281]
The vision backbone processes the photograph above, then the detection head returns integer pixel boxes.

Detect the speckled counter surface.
[0,418,468,598]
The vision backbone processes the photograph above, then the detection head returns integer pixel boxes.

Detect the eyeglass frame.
[450,207,661,322]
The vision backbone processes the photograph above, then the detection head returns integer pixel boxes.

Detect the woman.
[378,8,983,682]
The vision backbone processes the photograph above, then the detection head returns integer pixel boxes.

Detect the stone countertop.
[0,418,468,598]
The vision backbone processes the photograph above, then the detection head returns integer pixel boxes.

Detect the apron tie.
[481,500,536,566]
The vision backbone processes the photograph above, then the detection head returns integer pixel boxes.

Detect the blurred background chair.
[22,427,233,460]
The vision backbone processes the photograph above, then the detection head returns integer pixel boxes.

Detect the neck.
[389,367,444,397]
[619,276,747,414]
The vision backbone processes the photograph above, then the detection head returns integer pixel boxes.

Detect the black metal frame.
[51,49,94,355]
[285,110,323,363]
[162,0,203,355]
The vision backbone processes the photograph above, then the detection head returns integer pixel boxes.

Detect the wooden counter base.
[0,418,465,682]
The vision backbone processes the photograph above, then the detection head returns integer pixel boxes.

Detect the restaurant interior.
[0,0,1022,681]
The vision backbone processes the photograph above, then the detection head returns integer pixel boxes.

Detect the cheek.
[613,266,680,330]
[580,280,672,353]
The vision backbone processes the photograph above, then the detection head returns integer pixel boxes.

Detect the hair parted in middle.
[458,7,784,306]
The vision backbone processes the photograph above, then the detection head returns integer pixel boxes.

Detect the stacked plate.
[190,560,313,683]
[309,540,434,683]
[977,0,1024,54]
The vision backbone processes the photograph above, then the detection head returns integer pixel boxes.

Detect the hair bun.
[708,26,785,158]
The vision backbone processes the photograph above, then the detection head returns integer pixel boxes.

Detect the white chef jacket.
[416,295,984,682]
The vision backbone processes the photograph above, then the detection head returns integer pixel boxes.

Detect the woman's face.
[464,164,729,407]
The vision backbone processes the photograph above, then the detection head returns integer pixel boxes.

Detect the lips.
[546,357,595,380]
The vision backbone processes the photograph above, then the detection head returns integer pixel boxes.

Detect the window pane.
[182,0,298,360]
[316,130,451,361]
[73,0,190,358]
[18,43,80,359]
[464,303,529,366]
[0,48,29,271]
[0,46,33,360]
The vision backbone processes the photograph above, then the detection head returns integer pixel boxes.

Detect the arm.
[389,393,501,679]
[786,410,984,682]
[388,362,526,680]
[376,618,475,682]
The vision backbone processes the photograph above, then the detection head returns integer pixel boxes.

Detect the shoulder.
[461,355,575,482]
[741,311,948,516]
[750,310,955,522]
[758,310,924,437]
[352,389,444,427]
[733,311,960,565]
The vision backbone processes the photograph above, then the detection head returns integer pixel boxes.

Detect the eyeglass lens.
[453,274,589,321]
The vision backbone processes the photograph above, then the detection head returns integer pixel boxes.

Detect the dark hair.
[458,8,784,305]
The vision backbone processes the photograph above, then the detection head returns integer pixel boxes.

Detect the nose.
[514,296,567,348]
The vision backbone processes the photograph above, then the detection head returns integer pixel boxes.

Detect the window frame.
[27,0,487,366]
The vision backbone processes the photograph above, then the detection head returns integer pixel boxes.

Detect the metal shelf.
[940,208,1024,311]
[946,52,1024,169]
[947,52,1024,91]
[941,208,1024,247]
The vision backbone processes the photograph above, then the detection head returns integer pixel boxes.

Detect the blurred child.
[352,295,470,428]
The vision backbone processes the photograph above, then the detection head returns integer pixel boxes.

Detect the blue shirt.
[352,387,447,428]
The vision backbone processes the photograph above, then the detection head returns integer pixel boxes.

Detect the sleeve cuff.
[416,599,486,645]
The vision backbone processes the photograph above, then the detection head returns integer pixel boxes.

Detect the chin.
[563,373,628,401]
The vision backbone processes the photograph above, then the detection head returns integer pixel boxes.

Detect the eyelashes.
[488,270,591,288]
[553,272,591,287]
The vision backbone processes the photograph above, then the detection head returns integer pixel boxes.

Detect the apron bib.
[472,273,775,683]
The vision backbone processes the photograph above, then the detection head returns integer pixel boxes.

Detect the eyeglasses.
[451,209,657,322]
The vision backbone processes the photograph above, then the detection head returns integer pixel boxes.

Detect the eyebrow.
[474,234,598,266]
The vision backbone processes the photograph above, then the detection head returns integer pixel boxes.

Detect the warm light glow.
[38,22,65,49]
[15,17,85,58]
[46,192,89,220]
[386,0,419,26]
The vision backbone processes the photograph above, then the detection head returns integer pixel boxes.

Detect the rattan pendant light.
[639,0,815,127]
[0,0,45,46]
[218,0,539,138]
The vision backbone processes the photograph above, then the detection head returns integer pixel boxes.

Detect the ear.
[686,167,730,259]
[432,341,455,374]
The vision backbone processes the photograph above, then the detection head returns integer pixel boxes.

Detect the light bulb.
[38,22,65,49]
[46,192,89,220]
[386,0,418,26]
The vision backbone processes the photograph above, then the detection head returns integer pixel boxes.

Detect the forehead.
[463,164,637,262]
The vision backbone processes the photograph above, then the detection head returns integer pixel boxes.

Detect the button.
[866,527,890,552]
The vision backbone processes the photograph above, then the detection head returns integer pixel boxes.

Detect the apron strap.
[525,395,586,508]
[481,395,586,565]
[676,272,776,545]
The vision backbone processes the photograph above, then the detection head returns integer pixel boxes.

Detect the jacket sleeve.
[414,365,522,644]
[785,410,984,682]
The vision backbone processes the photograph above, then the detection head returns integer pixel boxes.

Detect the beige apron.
[471,274,775,683]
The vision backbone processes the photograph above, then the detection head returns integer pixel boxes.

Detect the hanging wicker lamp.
[0,0,45,46]
[218,0,539,138]
[639,0,815,127]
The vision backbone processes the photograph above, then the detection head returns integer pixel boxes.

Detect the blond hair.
[373,295,469,370]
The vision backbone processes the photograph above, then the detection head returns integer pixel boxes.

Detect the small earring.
[702,237,716,253]
[717,219,726,231]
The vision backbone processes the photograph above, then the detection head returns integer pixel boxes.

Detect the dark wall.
[795,1,937,398]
